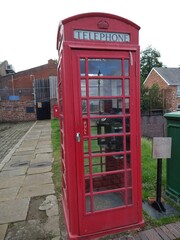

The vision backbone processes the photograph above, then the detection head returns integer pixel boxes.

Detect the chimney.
[48,59,54,65]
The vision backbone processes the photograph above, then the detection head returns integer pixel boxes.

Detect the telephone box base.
[67,221,144,240]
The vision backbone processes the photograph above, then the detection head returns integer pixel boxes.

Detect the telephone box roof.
[60,12,140,29]
[57,12,140,49]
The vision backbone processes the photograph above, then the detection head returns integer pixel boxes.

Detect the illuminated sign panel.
[74,30,130,42]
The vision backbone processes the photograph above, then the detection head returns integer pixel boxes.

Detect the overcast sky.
[1,0,180,72]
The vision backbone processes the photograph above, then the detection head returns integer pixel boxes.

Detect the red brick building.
[0,59,57,122]
[144,67,180,112]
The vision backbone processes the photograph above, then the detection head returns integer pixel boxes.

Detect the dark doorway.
[36,101,51,120]
[34,79,51,120]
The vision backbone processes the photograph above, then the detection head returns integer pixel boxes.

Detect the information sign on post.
[152,137,172,212]
[153,137,172,159]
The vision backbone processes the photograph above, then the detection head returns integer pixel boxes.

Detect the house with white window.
[144,67,180,112]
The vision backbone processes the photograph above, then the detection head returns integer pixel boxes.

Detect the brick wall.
[141,115,166,138]
[164,86,177,111]
[0,100,36,122]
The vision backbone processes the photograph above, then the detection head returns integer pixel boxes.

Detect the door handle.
[76,132,81,142]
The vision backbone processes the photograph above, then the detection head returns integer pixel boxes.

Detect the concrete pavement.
[0,120,60,240]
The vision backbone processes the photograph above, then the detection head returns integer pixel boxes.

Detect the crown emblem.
[97,19,109,29]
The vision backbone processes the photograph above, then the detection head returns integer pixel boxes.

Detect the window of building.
[177,85,180,97]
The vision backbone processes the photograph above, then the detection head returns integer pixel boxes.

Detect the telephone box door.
[72,49,141,235]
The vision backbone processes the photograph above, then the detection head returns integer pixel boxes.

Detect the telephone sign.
[57,12,143,239]
[74,30,130,42]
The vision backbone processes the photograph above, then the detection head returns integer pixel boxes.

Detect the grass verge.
[51,119,61,201]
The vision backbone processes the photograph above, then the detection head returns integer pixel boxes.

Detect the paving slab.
[0,198,30,224]
[38,140,52,144]
[15,146,36,152]
[0,168,27,177]
[0,224,8,240]
[27,165,52,175]
[35,153,53,161]
[17,183,55,199]
[23,172,53,186]
[0,187,20,202]
[18,143,37,149]
[29,157,51,164]
[35,148,53,154]
[13,150,35,156]
[41,132,51,136]
[36,144,52,150]
[39,136,51,141]
[10,155,34,161]
[1,163,28,172]
[0,175,25,189]
[2,158,30,170]
[20,139,38,145]
[25,131,41,136]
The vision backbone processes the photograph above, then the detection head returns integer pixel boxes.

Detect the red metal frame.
[57,12,143,239]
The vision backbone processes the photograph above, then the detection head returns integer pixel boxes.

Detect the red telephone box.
[57,12,143,239]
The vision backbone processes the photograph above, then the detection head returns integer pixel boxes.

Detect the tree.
[149,83,163,110]
[140,46,163,84]
[141,83,163,113]
[140,46,163,113]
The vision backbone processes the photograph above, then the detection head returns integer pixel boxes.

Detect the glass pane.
[125,79,129,96]
[126,135,130,151]
[86,196,91,212]
[91,136,124,154]
[88,59,122,76]
[84,158,90,174]
[124,59,129,76]
[91,138,105,154]
[111,99,123,113]
[93,191,125,211]
[92,155,124,173]
[126,117,130,132]
[82,100,87,115]
[80,58,86,76]
[83,139,89,154]
[92,156,106,173]
[106,154,124,171]
[125,98,129,113]
[89,79,122,96]
[90,99,123,115]
[126,154,131,168]
[85,177,90,193]
[93,172,125,192]
[81,79,86,96]
[127,171,132,187]
[91,117,123,136]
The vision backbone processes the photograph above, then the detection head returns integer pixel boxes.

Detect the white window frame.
[177,103,180,111]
